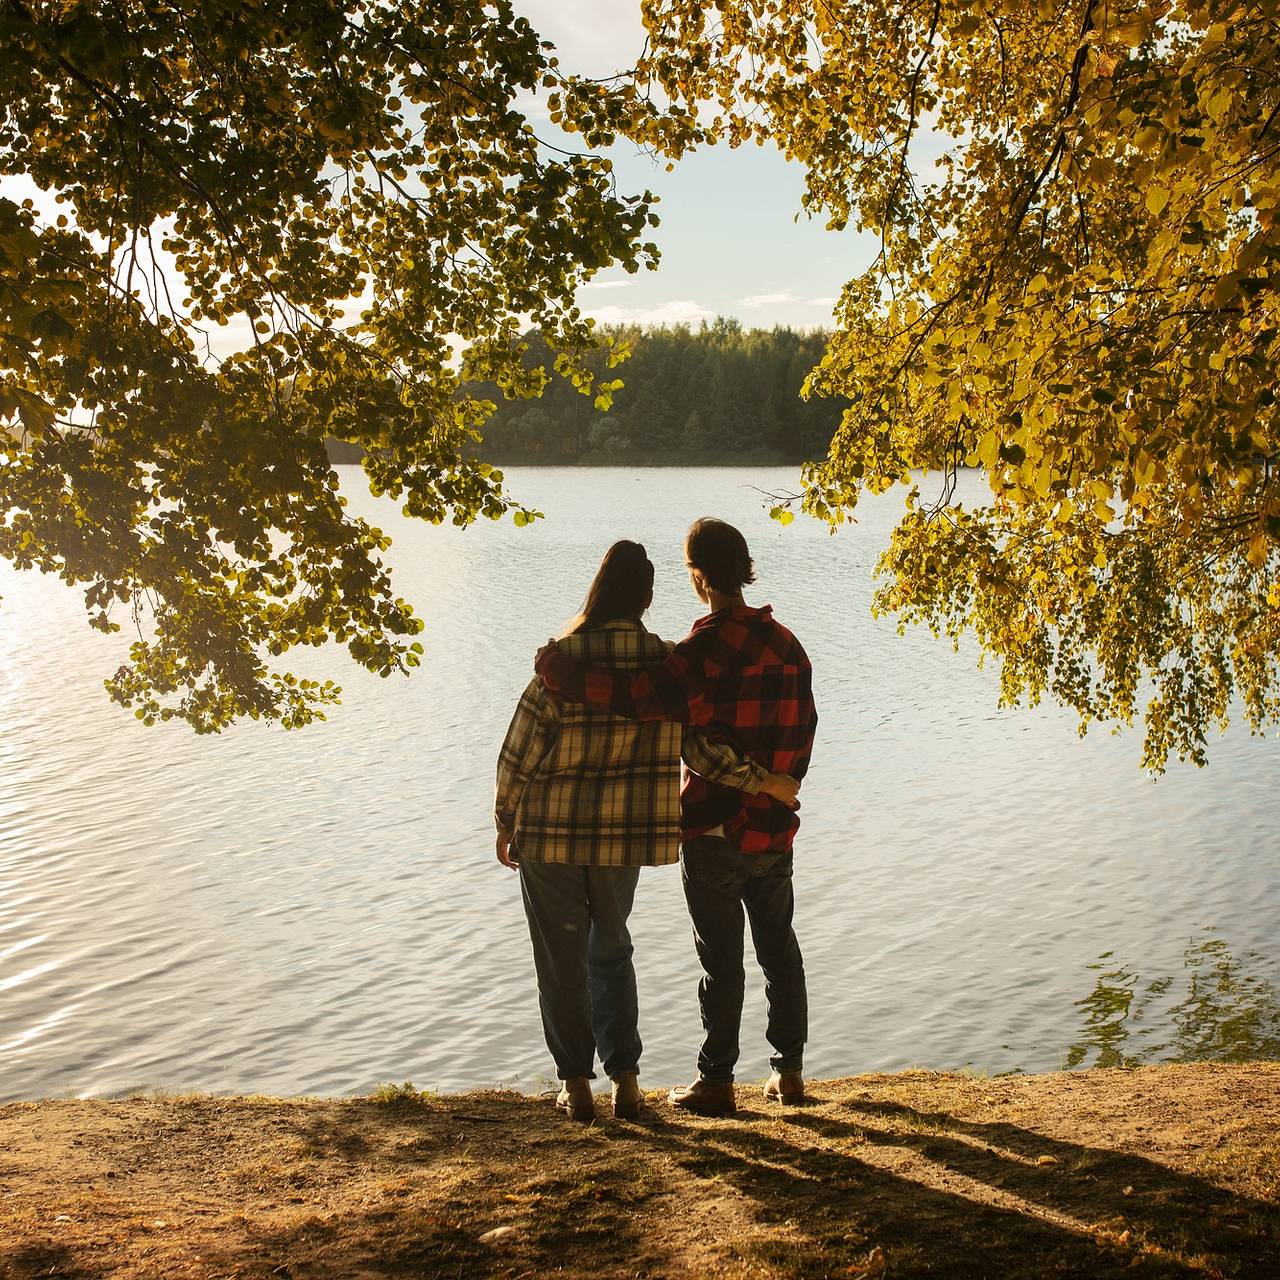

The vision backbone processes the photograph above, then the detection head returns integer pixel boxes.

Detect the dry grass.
[2,1063,1278,1278]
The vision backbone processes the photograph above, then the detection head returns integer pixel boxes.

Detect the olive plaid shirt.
[495,620,767,866]
[536,604,816,855]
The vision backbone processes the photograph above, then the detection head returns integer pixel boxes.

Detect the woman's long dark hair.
[565,540,654,635]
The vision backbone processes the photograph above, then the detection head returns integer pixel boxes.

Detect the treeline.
[472,318,844,465]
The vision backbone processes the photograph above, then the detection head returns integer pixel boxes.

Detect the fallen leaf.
[846,1245,887,1277]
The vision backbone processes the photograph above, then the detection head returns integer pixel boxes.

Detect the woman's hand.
[759,772,800,808]
[496,831,518,870]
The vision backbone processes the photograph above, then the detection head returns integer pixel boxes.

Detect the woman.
[494,540,796,1123]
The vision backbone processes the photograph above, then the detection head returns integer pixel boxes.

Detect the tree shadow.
[0,1241,87,1280]
[828,1097,1277,1269]
[5,1092,1276,1279]
[611,1098,1280,1278]
[192,1096,726,1279]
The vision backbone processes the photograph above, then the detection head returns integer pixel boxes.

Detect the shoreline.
[4,1062,1278,1278]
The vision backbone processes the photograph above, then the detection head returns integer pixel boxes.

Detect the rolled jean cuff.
[557,1069,598,1082]
[770,1057,803,1075]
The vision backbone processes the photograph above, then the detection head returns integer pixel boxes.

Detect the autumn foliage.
[632,0,1280,767]
[0,0,653,728]
[3,1,1279,766]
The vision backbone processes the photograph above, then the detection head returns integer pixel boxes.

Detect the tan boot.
[669,1077,736,1116]
[611,1071,644,1120]
[763,1070,806,1105]
[556,1076,596,1122]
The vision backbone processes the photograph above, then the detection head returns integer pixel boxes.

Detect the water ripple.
[1,467,1277,1098]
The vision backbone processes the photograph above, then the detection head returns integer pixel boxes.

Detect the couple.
[494,517,817,1121]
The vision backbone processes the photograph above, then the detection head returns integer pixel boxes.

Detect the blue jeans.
[518,859,642,1081]
[681,835,807,1084]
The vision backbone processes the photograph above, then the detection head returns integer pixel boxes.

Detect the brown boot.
[611,1071,644,1120]
[763,1070,806,1105]
[556,1076,596,1122]
[669,1077,736,1116]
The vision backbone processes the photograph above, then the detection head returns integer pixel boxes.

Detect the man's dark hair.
[685,518,755,595]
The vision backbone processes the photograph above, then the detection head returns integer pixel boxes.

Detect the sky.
[517,0,879,331]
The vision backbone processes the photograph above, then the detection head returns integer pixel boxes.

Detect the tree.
[0,0,654,729]
[636,0,1280,768]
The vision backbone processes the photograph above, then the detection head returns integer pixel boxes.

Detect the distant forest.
[329,319,845,466]
[475,319,843,464]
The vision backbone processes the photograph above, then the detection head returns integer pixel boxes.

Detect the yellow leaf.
[975,430,999,468]
[1114,17,1150,46]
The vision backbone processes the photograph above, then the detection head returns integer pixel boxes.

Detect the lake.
[2,466,1278,1100]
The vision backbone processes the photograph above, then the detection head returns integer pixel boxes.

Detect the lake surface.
[2,467,1278,1100]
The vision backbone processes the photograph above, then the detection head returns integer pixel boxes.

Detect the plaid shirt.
[495,620,767,867]
[536,604,816,855]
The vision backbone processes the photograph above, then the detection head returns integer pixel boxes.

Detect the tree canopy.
[633,0,1280,768]
[0,0,654,729]
[5,1,1279,768]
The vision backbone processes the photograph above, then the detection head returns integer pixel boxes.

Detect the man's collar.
[696,602,772,625]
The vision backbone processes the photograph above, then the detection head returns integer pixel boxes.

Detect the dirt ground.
[2,1063,1278,1279]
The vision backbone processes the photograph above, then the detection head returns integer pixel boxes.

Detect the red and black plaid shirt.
[536,603,817,854]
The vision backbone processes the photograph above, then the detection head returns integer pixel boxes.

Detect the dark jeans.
[518,859,642,1081]
[681,835,807,1083]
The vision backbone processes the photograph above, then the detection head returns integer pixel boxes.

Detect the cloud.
[580,278,637,291]
[739,290,800,308]
[741,291,843,312]
[582,298,716,326]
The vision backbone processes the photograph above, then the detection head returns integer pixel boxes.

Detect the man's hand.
[496,831,518,870]
[534,637,559,671]
[759,772,800,809]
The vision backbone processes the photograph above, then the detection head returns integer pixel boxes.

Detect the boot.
[556,1076,596,1122]
[669,1076,736,1117]
[611,1071,644,1120]
[763,1070,806,1105]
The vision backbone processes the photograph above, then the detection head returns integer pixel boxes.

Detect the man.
[536,517,817,1115]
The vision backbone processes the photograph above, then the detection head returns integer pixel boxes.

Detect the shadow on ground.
[2,1067,1277,1279]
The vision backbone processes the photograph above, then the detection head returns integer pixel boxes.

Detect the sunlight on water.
[1,467,1277,1099]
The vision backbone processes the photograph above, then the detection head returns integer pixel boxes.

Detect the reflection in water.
[1066,936,1280,1068]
